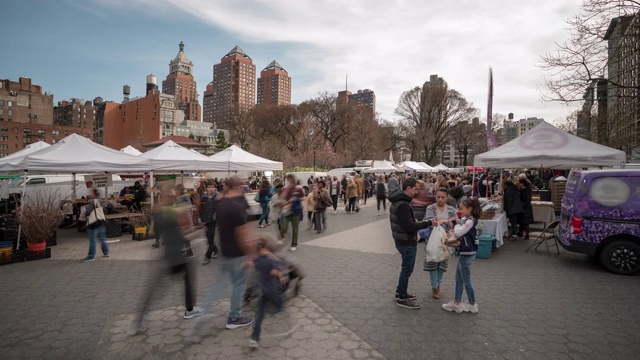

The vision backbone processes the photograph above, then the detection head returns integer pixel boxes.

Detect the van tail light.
[571,217,583,234]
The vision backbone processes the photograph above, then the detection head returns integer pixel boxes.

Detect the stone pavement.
[1,199,640,359]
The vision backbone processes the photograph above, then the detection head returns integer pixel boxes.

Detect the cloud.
[93,0,583,121]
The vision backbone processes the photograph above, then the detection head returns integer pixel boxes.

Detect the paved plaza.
[1,201,640,360]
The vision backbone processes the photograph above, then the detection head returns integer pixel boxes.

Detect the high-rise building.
[423,74,448,89]
[202,82,214,124]
[518,117,544,135]
[212,46,256,129]
[162,42,201,121]
[53,98,95,133]
[349,89,376,115]
[257,60,291,105]
[0,77,54,125]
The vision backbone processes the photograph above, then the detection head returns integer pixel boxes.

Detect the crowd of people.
[111,168,562,350]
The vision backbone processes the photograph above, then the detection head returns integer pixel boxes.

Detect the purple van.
[557,170,640,275]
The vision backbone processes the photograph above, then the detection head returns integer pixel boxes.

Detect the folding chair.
[526,221,560,256]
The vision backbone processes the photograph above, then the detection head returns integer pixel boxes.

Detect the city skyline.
[1,0,582,123]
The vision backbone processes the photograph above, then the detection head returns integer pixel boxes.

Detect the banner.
[84,174,113,189]
[487,68,498,150]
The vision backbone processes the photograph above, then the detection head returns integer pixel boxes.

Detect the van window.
[26,178,46,185]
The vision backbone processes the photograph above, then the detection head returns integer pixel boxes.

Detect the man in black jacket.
[201,181,220,265]
[389,178,436,309]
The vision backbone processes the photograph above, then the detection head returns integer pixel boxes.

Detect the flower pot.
[27,241,47,252]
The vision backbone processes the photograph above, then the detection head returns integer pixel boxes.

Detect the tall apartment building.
[0,77,54,125]
[518,117,544,135]
[0,77,90,157]
[604,14,639,159]
[161,42,201,121]
[211,46,256,129]
[53,98,95,133]
[349,89,376,115]
[202,82,214,123]
[423,74,448,89]
[257,60,291,105]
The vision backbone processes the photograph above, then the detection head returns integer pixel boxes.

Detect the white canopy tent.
[0,141,50,166]
[209,145,283,171]
[474,121,627,168]
[139,140,225,172]
[402,161,432,172]
[417,162,436,172]
[120,145,142,156]
[0,133,152,173]
[362,160,403,173]
[433,164,450,171]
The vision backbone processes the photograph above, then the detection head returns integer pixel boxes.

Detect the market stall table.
[478,211,508,248]
[531,201,556,228]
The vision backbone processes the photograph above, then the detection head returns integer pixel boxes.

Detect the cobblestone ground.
[1,201,639,359]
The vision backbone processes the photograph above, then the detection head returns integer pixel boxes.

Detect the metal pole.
[71,173,76,201]
[471,168,476,199]
[150,170,154,208]
[17,170,27,250]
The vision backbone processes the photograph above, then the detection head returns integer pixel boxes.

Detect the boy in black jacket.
[389,178,437,309]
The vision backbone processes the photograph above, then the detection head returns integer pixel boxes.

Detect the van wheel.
[599,240,640,275]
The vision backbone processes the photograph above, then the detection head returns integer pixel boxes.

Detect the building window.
[8,101,12,107]
[1,144,9,149]
[0,127,6,132]
[38,129,45,135]
[52,130,59,136]
[8,110,12,116]
[0,136,7,141]
[0,100,3,106]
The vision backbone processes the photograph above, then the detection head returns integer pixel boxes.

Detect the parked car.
[557,169,640,275]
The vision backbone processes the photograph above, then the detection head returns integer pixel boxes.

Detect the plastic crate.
[0,247,12,265]
[27,247,51,261]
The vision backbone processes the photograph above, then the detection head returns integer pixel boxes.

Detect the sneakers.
[102,254,110,258]
[202,257,211,265]
[396,298,421,309]
[184,306,205,319]
[152,242,160,248]
[395,293,417,301]
[462,301,479,314]
[212,251,219,259]
[82,257,95,262]
[127,323,148,336]
[277,239,285,246]
[249,339,259,348]
[289,246,297,252]
[226,317,253,329]
[442,301,464,313]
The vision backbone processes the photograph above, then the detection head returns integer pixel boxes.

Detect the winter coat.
[389,190,430,246]
[346,180,358,199]
[376,182,388,198]
[503,184,524,216]
[518,186,534,225]
[304,193,317,213]
[315,188,333,210]
[355,178,365,196]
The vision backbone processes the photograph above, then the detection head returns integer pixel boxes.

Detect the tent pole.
[16,170,27,251]
[181,171,184,185]
[150,171,154,208]
[104,172,109,200]
[72,173,76,201]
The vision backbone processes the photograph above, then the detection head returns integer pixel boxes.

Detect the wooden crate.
[551,181,566,213]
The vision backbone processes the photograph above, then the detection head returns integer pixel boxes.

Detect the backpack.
[376,183,387,197]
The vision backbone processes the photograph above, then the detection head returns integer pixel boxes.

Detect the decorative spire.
[263,60,287,72]
[179,41,184,52]
[224,45,251,60]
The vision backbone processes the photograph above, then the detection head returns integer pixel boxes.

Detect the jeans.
[508,214,519,237]
[377,197,386,211]
[87,223,108,259]
[204,222,219,259]
[280,213,300,246]
[221,256,248,320]
[331,195,338,211]
[258,203,270,225]
[348,197,357,212]
[455,255,476,304]
[251,286,283,342]
[395,245,417,299]
[315,209,326,233]
[429,268,445,289]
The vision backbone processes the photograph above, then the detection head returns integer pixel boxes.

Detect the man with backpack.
[201,181,220,265]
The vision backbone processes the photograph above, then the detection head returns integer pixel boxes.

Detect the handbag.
[87,199,106,229]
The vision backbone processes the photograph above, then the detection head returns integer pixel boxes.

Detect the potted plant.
[17,189,70,256]
[126,208,152,241]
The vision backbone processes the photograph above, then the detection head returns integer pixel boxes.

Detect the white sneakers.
[290,246,297,252]
[442,301,479,314]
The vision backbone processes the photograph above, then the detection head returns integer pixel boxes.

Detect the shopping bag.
[87,199,106,229]
[425,225,449,263]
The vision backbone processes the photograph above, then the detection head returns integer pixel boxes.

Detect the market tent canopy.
[209,145,283,171]
[474,121,627,168]
[139,140,225,171]
[362,160,403,173]
[433,164,450,171]
[0,133,152,173]
[402,161,432,172]
[417,162,436,172]
[0,141,51,165]
[120,145,142,156]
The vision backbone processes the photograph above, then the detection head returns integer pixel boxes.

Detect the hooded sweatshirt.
[389,190,430,246]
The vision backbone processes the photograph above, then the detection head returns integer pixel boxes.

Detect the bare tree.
[555,110,579,134]
[450,118,484,166]
[229,107,253,150]
[305,92,352,151]
[540,0,640,102]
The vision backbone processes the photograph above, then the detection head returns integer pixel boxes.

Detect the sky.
[1,0,583,124]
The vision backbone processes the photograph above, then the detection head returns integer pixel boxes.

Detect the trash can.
[477,233,496,259]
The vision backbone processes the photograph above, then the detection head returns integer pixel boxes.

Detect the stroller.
[244,249,305,304]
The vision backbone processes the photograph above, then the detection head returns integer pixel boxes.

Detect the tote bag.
[425,225,449,263]
[87,199,106,228]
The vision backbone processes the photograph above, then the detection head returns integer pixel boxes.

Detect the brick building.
[257,60,291,105]
[202,82,214,124]
[161,42,201,121]
[53,98,95,131]
[210,46,256,129]
[0,77,54,125]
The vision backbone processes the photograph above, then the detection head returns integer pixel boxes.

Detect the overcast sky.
[1,0,582,124]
